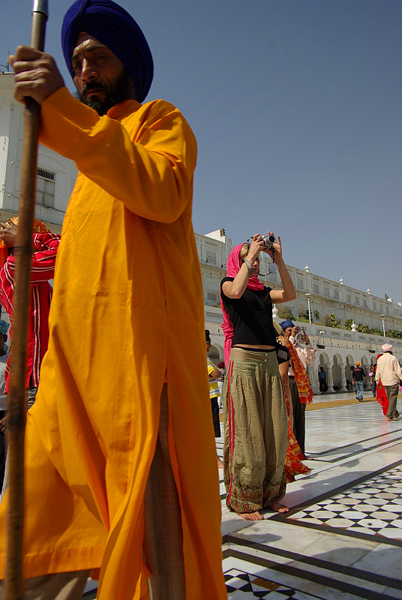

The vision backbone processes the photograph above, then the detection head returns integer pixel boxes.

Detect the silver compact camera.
[262,234,276,249]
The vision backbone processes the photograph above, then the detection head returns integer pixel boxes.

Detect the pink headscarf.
[220,244,264,365]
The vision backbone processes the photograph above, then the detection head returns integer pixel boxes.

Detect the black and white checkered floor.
[224,569,304,599]
[287,464,402,540]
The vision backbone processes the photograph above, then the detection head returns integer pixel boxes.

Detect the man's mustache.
[82,81,107,94]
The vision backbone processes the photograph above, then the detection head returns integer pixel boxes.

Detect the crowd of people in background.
[209,243,402,524]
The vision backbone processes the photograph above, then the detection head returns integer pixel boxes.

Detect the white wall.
[0,73,77,226]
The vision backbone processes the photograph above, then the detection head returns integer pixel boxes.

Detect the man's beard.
[75,70,134,115]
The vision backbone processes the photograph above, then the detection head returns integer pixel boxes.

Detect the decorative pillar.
[307,364,319,395]
[326,361,334,392]
[339,362,347,391]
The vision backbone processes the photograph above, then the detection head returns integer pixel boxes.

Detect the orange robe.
[0,89,227,599]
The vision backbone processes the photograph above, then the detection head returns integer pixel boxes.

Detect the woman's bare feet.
[269,502,289,513]
[217,457,225,469]
[238,511,264,521]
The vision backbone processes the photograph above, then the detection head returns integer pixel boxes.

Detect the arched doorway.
[360,355,370,389]
[345,355,354,392]
[318,352,331,392]
[332,353,345,391]
[208,345,220,363]
[210,343,224,364]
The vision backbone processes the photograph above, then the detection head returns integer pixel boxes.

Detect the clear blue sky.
[2,0,401,302]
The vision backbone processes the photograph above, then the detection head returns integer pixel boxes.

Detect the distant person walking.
[375,353,389,416]
[375,344,402,421]
[352,361,366,402]
[318,366,327,393]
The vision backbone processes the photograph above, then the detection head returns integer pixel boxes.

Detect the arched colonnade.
[308,351,375,394]
[209,339,378,396]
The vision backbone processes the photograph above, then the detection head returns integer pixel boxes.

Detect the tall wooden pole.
[5,2,48,599]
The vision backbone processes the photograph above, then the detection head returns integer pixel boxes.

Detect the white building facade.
[0,72,77,232]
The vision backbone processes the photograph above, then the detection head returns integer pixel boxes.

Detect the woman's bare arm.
[267,236,296,304]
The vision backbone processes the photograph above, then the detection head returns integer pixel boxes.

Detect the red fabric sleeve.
[5,233,61,285]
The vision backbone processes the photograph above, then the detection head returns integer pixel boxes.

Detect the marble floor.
[219,399,402,599]
[83,398,402,598]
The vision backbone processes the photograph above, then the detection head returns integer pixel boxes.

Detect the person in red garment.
[0,218,60,408]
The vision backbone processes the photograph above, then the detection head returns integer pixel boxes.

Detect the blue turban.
[279,320,294,331]
[0,319,9,337]
[62,0,153,103]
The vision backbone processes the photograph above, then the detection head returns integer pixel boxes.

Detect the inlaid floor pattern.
[288,465,402,540]
[225,568,314,599]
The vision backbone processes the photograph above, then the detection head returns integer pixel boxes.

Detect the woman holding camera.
[220,233,296,520]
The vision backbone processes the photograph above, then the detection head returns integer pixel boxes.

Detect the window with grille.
[205,250,217,265]
[37,169,55,208]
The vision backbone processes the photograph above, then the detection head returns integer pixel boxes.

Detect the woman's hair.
[239,243,249,261]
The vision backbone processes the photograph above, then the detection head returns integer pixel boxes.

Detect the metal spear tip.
[33,0,49,17]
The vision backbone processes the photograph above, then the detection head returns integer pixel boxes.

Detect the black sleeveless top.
[220,277,277,347]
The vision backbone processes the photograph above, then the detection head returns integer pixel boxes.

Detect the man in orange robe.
[0,1,227,599]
